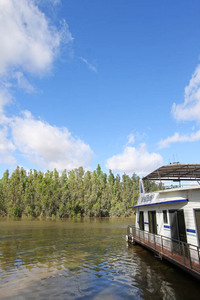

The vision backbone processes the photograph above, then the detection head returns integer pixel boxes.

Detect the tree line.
[0,164,161,218]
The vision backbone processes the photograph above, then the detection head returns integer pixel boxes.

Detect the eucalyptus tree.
[0,169,9,215]
[24,169,35,216]
[8,166,26,217]
[58,169,70,218]
[83,170,92,216]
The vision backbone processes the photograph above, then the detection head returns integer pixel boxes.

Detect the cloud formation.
[0,126,16,164]
[0,0,70,76]
[0,110,93,170]
[79,57,97,73]
[159,63,200,149]
[172,64,200,122]
[158,130,200,149]
[127,134,135,145]
[13,72,35,93]
[0,88,12,115]
[106,143,163,175]
[8,111,93,171]
[0,0,73,106]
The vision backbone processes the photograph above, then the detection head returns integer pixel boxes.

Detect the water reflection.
[0,218,199,299]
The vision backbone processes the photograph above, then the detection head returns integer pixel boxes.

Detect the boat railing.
[127,225,200,273]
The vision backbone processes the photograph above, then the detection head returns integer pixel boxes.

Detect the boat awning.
[129,198,188,209]
[142,163,200,181]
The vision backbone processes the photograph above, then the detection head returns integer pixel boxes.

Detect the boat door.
[148,211,157,234]
[169,210,187,256]
[195,209,200,246]
[139,211,144,230]
[169,210,187,242]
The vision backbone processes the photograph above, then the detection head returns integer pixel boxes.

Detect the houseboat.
[126,163,200,280]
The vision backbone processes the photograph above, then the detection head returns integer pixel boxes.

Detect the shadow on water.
[0,218,199,299]
[126,243,200,300]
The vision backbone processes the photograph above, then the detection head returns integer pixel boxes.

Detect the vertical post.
[161,236,163,253]
[182,242,185,265]
[188,244,192,269]
[198,246,200,264]
[171,240,174,256]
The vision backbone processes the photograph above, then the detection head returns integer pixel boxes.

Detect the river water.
[0,218,199,299]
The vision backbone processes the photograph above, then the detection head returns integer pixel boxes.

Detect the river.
[0,218,199,299]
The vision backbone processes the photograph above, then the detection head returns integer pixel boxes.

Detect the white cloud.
[106,143,163,175]
[50,0,60,4]
[79,57,97,73]
[13,72,35,93]
[0,0,73,104]
[0,126,16,164]
[160,63,200,149]
[0,0,69,76]
[127,134,135,145]
[10,111,93,171]
[0,88,12,115]
[36,0,61,5]
[158,130,200,149]
[172,64,200,122]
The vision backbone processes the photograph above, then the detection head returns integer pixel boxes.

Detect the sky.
[1,0,200,177]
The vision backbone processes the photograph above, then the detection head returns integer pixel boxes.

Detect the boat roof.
[142,163,200,181]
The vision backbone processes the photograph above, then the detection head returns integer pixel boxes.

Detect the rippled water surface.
[0,218,199,299]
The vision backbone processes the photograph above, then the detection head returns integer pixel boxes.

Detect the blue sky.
[1,0,200,177]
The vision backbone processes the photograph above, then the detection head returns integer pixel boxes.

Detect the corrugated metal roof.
[142,163,200,181]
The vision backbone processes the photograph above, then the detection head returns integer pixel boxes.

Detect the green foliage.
[0,165,159,218]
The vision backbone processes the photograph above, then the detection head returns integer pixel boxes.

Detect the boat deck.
[127,225,200,280]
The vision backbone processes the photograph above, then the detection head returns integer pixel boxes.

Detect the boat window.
[163,210,168,223]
